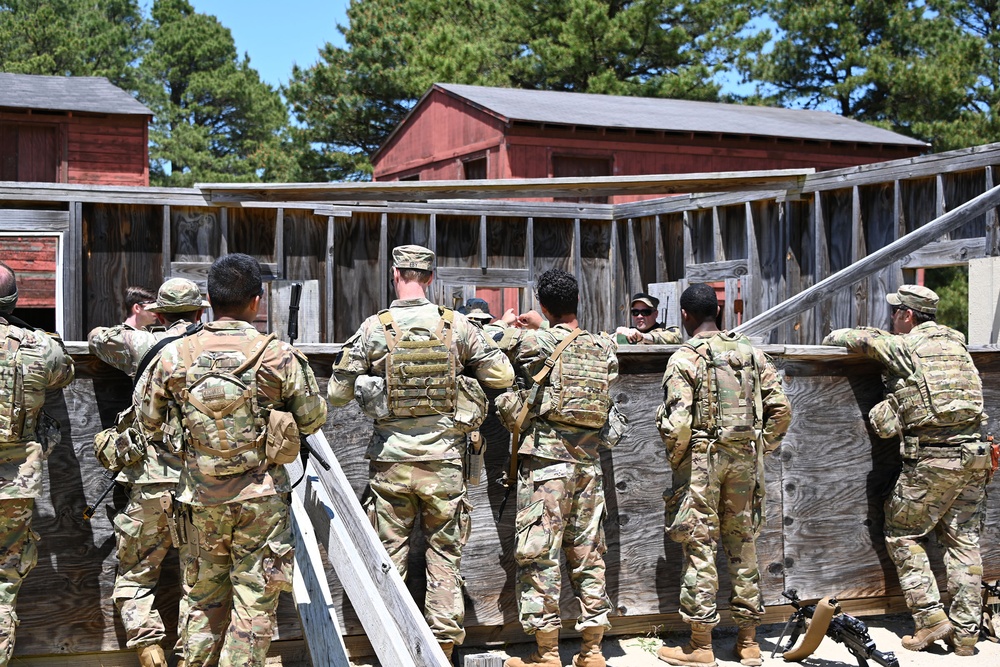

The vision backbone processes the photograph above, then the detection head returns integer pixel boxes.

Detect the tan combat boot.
[505,629,562,667]
[947,632,976,657]
[439,641,455,663]
[572,626,606,667]
[657,623,717,667]
[901,617,953,652]
[733,626,761,666]
[137,644,167,667]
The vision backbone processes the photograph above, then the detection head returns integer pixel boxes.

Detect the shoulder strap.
[529,327,583,385]
[437,307,455,349]
[134,321,204,387]
[378,310,399,352]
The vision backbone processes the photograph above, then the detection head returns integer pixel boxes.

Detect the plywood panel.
[334,213,382,341]
[436,215,479,268]
[229,207,276,263]
[580,220,612,331]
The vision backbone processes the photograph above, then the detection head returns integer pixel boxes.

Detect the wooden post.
[744,202,760,322]
[380,212,388,311]
[625,217,635,296]
[480,214,488,271]
[526,216,535,312]
[64,201,83,340]
[219,207,228,256]
[655,214,667,283]
[276,207,285,280]
[986,168,999,256]
[712,206,723,261]
[735,184,1000,337]
[851,185,866,327]
[162,205,171,281]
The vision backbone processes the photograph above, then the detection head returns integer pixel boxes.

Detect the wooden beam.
[684,259,748,282]
[380,213,388,311]
[986,167,999,256]
[197,169,815,203]
[574,217,583,281]
[296,432,450,667]
[654,214,667,283]
[480,214,488,271]
[276,208,285,279]
[625,217,635,295]
[162,205,171,280]
[435,267,530,286]
[712,207,724,261]
[744,202,760,321]
[326,216,335,343]
[64,202,83,340]
[899,237,985,269]
[735,183,1000,337]
[0,209,69,231]
[851,185,866,327]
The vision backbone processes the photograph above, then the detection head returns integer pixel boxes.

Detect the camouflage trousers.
[514,455,612,635]
[665,441,763,628]
[884,456,988,639]
[112,486,185,652]
[366,460,471,644]
[0,499,37,667]
[178,494,294,667]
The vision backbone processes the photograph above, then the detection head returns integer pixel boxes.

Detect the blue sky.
[191,1,350,88]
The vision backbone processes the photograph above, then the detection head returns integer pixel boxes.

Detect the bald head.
[0,262,17,314]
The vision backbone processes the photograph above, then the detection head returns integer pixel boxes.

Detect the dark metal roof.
[434,83,928,147]
[0,73,152,116]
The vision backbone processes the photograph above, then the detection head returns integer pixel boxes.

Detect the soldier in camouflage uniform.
[824,284,988,657]
[0,261,74,666]
[490,268,618,667]
[657,283,791,667]
[89,278,207,667]
[616,292,682,345]
[328,245,514,662]
[138,254,328,667]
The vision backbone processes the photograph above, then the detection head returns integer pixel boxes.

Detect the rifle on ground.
[773,589,899,667]
[285,282,330,475]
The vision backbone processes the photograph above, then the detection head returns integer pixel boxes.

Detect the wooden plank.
[298,431,450,667]
[198,169,816,203]
[161,205,171,280]
[316,201,615,220]
[851,186,867,327]
[435,268,530,286]
[744,202,760,322]
[480,214,488,271]
[169,262,278,289]
[326,216,335,343]
[625,217,635,296]
[270,281,321,343]
[0,209,69,230]
[654,215,667,283]
[987,167,999,256]
[526,216,535,311]
[275,208,285,279]
[64,201,82,339]
[736,184,1000,337]
[574,217,583,285]
[609,218,618,326]
[899,237,985,269]
[712,207,723,261]
[683,259,748,282]
[290,493,351,667]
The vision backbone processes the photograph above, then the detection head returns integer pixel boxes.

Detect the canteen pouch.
[598,403,629,449]
[961,440,993,470]
[355,375,390,420]
[454,375,487,433]
[869,395,901,440]
[265,409,300,465]
[495,389,530,433]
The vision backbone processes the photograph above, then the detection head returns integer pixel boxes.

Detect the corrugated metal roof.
[436,83,927,147]
[0,73,152,116]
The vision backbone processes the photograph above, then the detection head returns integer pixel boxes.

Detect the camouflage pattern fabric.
[139,320,326,666]
[113,492,185,651]
[825,322,988,643]
[494,323,619,463]
[139,320,327,506]
[178,494,293,667]
[365,461,471,643]
[0,320,73,666]
[328,297,512,645]
[884,458,987,641]
[514,455,611,634]
[658,330,791,628]
[645,324,683,345]
[88,322,158,378]
[328,297,514,462]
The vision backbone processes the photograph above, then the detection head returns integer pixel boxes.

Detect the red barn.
[0,72,152,186]
[372,83,928,202]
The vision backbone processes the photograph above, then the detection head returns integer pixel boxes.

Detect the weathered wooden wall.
[18,345,998,661]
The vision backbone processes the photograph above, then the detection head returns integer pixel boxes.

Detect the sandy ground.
[354,613,1000,666]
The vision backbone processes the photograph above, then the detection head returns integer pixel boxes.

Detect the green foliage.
[924,266,969,337]
[286,0,767,181]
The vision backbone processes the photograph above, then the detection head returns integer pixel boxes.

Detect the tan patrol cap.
[886,284,938,315]
[146,278,210,313]
[631,292,659,309]
[392,244,435,271]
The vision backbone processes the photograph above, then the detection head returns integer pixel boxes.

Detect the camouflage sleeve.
[277,344,328,435]
[646,326,683,345]
[327,326,369,407]
[136,344,178,433]
[822,326,911,376]
[507,328,557,379]
[756,351,792,452]
[658,349,699,455]
[88,324,156,376]
[459,319,514,389]
[21,330,75,391]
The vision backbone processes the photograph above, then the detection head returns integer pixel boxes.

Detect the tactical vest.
[543,330,612,429]
[379,308,457,418]
[0,324,24,442]
[895,325,982,430]
[687,332,763,445]
[177,331,275,477]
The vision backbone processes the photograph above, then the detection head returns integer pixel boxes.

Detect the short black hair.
[124,286,156,317]
[680,283,718,321]
[208,253,263,313]
[537,268,578,317]
[0,261,15,298]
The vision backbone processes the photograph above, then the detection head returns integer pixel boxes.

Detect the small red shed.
[0,73,152,186]
[372,84,929,202]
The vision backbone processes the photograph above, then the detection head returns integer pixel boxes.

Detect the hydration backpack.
[177,331,275,477]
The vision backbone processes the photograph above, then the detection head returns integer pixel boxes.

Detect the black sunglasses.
[631,308,654,317]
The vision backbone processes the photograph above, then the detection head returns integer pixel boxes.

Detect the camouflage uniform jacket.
[91,319,193,494]
[0,318,75,499]
[328,297,514,462]
[138,320,328,506]
[500,323,619,463]
[659,331,791,462]
[88,322,161,378]
[644,324,683,345]
[824,322,984,443]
